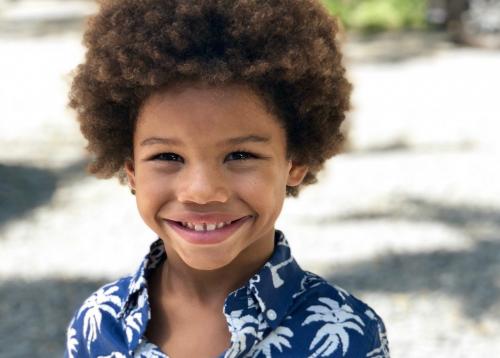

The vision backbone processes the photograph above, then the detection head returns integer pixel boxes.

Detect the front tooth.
[194,224,205,231]
[206,223,216,231]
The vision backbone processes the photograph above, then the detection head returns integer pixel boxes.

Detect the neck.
[159,237,275,306]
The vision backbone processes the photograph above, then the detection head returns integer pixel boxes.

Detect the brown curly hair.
[70,0,351,197]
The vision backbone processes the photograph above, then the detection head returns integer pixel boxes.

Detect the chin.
[184,260,233,272]
[181,252,237,271]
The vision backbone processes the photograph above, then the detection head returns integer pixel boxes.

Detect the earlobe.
[286,163,308,187]
[124,159,136,190]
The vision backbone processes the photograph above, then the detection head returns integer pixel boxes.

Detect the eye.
[152,153,184,162]
[226,151,257,161]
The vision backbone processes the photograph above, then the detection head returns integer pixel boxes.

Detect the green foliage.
[322,0,428,32]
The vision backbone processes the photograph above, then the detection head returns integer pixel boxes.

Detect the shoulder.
[65,276,133,358]
[286,271,390,357]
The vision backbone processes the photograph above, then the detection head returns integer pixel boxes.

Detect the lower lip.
[164,216,253,245]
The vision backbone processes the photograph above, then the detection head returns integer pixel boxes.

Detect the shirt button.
[267,309,277,321]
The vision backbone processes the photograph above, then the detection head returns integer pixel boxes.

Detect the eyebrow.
[140,134,271,147]
[225,135,271,146]
[140,137,182,147]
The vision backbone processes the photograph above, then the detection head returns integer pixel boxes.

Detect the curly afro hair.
[70,0,351,197]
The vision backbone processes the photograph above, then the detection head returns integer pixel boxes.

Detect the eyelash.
[226,151,258,161]
[153,153,182,162]
[152,150,258,162]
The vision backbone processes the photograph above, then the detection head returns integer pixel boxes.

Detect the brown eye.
[226,151,257,161]
[153,153,184,162]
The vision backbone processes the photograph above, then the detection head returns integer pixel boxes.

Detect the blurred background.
[0,0,499,356]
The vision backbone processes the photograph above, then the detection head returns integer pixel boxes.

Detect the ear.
[124,159,137,190]
[286,161,309,187]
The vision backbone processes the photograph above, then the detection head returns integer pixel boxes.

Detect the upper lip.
[165,213,251,225]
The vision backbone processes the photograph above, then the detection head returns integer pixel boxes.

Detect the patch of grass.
[322,0,428,33]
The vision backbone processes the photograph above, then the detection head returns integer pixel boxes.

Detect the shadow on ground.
[0,160,88,231]
[325,240,500,320]
[311,197,500,320]
[0,277,106,358]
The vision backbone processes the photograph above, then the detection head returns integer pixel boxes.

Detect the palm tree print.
[302,298,365,357]
[65,232,389,357]
[66,326,78,358]
[366,325,390,358]
[250,326,294,358]
[134,341,166,357]
[128,274,146,294]
[225,309,262,358]
[96,352,127,358]
[125,310,143,343]
[365,308,390,357]
[293,273,326,299]
[125,290,148,343]
[265,257,294,289]
[77,284,122,351]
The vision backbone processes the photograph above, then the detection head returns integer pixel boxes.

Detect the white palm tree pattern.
[249,325,294,357]
[66,326,78,358]
[302,298,365,357]
[365,309,390,358]
[125,310,143,344]
[76,283,123,351]
[65,231,389,357]
[224,309,262,357]
[366,330,390,358]
[134,340,167,357]
[125,290,149,343]
[97,353,127,358]
[293,272,326,299]
[265,256,294,289]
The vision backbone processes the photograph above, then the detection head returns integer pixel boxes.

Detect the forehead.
[135,83,286,142]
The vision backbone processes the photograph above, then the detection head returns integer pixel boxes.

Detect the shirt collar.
[119,238,166,318]
[120,229,306,332]
[243,230,305,329]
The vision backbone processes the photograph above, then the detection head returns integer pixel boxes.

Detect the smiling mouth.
[163,215,253,245]
[167,216,248,232]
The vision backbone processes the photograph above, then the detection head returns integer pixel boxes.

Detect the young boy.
[65,0,389,357]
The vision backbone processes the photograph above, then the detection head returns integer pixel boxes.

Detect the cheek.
[135,169,172,214]
[232,166,287,205]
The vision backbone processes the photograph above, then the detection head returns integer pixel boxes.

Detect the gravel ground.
[1,2,500,357]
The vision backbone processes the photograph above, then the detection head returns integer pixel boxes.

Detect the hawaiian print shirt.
[65,230,390,357]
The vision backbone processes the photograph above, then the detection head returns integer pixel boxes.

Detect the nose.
[176,162,230,204]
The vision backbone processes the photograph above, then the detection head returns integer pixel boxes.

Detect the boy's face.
[125,83,308,271]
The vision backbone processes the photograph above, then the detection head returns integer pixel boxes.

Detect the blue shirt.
[65,230,390,357]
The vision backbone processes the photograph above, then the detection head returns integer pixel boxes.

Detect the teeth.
[180,221,234,231]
